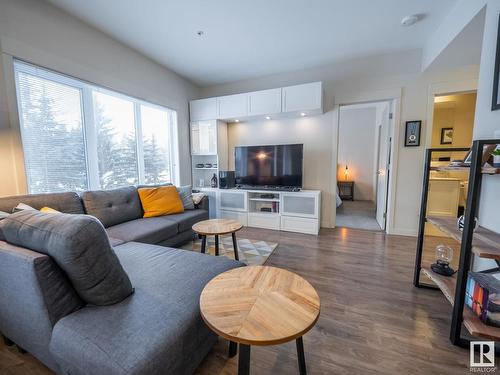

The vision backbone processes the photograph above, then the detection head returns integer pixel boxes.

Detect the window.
[93,91,138,189]
[140,104,172,185]
[14,61,179,193]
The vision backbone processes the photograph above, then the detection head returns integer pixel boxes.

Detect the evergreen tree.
[19,75,86,193]
[143,134,169,184]
[95,102,138,189]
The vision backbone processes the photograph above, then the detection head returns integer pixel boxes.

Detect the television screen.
[235,144,303,188]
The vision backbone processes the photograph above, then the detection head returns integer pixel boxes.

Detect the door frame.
[331,88,402,234]
[374,104,391,231]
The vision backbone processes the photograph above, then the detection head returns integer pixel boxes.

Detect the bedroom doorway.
[336,100,393,231]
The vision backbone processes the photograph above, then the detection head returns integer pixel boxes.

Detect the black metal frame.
[200,233,239,260]
[413,140,500,348]
[235,338,308,375]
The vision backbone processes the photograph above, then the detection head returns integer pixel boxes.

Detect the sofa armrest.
[194,195,209,211]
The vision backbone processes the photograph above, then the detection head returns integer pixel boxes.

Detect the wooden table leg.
[238,344,250,375]
[296,337,307,375]
[232,232,239,261]
[228,341,237,358]
[215,235,219,256]
[201,235,207,254]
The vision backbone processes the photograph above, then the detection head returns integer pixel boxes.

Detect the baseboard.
[388,227,417,237]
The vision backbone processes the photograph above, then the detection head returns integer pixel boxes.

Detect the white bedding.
[336,187,342,207]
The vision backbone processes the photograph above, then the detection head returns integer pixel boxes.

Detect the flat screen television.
[234,144,303,189]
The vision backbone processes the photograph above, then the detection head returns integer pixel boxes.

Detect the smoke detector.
[401,15,420,27]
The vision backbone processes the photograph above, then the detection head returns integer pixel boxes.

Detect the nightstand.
[338,181,354,201]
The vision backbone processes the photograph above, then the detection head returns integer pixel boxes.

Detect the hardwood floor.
[1,227,471,374]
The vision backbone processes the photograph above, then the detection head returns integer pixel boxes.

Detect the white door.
[375,103,391,229]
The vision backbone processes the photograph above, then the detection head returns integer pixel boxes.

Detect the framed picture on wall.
[492,14,500,111]
[440,127,454,144]
[404,120,421,147]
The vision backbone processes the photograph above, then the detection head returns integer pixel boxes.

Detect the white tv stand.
[200,188,321,235]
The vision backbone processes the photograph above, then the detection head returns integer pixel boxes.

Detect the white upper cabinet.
[190,82,323,122]
[248,88,282,117]
[217,93,248,119]
[189,98,217,121]
[282,82,323,114]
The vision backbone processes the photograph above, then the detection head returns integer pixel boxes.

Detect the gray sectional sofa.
[0,186,209,247]
[0,186,243,375]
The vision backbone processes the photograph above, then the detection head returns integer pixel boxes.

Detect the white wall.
[472,0,500,270]
[338,106,377,201]
[0,0,199,197]
[200,50,480,234]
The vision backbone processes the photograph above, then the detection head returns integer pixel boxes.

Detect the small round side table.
[192,219,243,261]
[200,265,320,375]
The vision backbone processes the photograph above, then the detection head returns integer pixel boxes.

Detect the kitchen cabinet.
[248,88,281,117]
[282,82,322,114]
[189,98,217,121]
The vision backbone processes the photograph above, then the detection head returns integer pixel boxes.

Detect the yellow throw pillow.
[138,186,184,218]
[40,207,61,213]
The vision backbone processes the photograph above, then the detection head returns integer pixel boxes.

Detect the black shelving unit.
[413,139,500,348]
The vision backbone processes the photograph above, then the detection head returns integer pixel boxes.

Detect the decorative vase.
[211,173,218,188]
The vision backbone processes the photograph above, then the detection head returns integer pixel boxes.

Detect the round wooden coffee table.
[200,265,320,375]
[192,219,243,260]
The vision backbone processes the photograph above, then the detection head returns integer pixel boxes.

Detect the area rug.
[181,236,278,265]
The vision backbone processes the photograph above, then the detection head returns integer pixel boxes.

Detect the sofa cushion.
[177,186,195,210]
[0,210,133,306]
[138,186,184,218]
[82,187,142,228]
[106,217,178,244]
[0,192,85,215]
[49,242,243,375]
[163,210,208,233]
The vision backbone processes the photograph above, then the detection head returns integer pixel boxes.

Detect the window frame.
[13,60,179,192]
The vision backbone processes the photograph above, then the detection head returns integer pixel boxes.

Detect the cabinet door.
[191,121,217,155]
[219,210,248,226]
[217,93,248,119]
[282,82,322,113]
[281,193,319,218]
[248,88,282,116]
[218,190,247,212]
[190,98,217,121]
[281,216,319,235]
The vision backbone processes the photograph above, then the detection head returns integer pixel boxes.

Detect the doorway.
[335,100,393,231]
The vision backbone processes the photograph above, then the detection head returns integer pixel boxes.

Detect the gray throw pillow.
[177,185,194,210]
[0,210,134,306]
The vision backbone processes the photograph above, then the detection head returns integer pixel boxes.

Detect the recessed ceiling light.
[300,112,306,117]
[265,116,271,120]
[401,14,420,27]
[234,119,239,123]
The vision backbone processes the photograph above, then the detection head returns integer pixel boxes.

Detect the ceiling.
[46,0,458,86]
